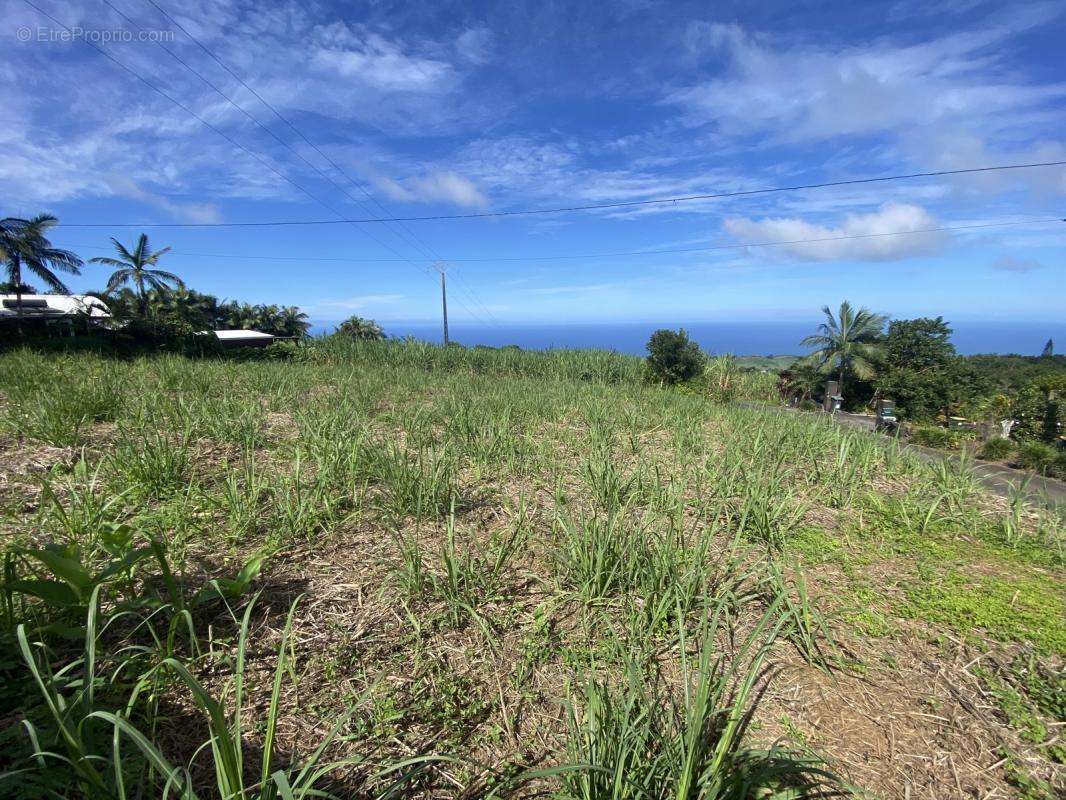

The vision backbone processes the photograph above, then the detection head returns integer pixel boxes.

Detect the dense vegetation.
[0,340,1062,799]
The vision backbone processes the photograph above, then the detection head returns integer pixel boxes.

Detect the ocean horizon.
[307,320,1063,358]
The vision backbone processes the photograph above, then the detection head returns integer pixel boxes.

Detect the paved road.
[747,404,1066,509]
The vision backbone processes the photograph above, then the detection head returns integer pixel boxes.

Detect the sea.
[309,320,1064,357]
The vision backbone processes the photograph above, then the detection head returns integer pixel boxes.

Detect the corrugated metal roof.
[212,329,275,341]
[0,294,111,318]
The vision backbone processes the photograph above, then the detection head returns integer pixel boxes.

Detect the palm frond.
[133,234,149,265]
[146,246,172,265]
[28,265,70,293]
[106,270,134,293]
[149,269,183,286]
[38,248,81,274]
[109,238,136,264]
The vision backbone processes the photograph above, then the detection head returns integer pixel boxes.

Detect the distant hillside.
[735,354,801,371]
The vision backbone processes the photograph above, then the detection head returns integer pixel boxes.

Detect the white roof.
[0,294,111,318]
[212,329,275,341]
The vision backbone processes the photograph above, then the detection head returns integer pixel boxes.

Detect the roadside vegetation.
[768,304,1066,478]
[0,337,1062,799]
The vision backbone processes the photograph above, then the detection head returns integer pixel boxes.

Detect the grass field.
[0,342,1063,799]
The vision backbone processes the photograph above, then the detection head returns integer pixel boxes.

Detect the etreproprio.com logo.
[17,26,175,43]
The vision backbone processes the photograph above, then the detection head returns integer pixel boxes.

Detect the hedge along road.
[742,403,1066,509]
[836,411,1065,508]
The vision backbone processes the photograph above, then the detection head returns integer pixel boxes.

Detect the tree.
[0,281,38,294]
[89,234,183,318]
[336,316,385,341]
[278,306,310,338]
[222,302,260,330]
[644,328,705,385]
[0,215,83,332]
[800,301,886,403]
[156,287,221,330]
[100,287,140,321]
[779,359,825,404]
[876,317,956,420]
[1012,376,1066,442]
[1041,338,1054,358]
[1035,375,1065,443]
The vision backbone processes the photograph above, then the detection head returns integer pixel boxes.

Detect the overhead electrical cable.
[63,217,1064,265]
[21,0,495,326]
[141,0,501,326]
[53,163,1066,228]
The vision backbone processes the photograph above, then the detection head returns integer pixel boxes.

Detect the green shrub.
[1015,441,1057,473]
[910,425,963,449]
[336,315,385,341]
[979,437,1015,461]
[644,328,705,385]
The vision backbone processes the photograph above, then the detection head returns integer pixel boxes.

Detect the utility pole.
[435,262,450,345]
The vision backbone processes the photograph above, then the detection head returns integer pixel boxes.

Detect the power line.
[19,0,418,270]
[101,2,384,221]
[449,266,500,326]
[54,162,1066,228]
[62,217,1064,264]
[138,0,438,261]
[142,0,501,326]
[17,0,507,324]
[82,0,447,282]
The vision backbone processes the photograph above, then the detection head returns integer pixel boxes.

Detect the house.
[209,329,275,348]
[0,294,111,322]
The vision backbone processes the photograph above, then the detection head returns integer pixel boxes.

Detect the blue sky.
[2,0,1064,329]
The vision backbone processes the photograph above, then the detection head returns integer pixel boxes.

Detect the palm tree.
[223,302,260,330]
[801,301,886,402]
[89,234,183,318]
[779,359,825,404]
[98,287,139,321]
[158,287,220,329]
[337,316,385,341]
[278,306,310,338]
[0,215,83,331]
[0,281,38,294]
[257,304,282,335]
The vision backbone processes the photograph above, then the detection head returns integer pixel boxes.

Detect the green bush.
[644,328,706,385]
[979,437,1015,461]
[910,425,962,449]
[1015,441,1057,474]
[336,315,386,341]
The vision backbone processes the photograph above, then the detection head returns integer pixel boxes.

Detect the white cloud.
[668,16,1066,149]
[312,294,404,311]
[455,27,493,64]
[992,255,1043,272]
[309,23,454,91]
[104,175,222,224]
[375,171,487,207]
[724,202,948,261]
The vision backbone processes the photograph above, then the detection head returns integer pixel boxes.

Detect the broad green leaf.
[24,548,92,595]
[235,553,267,587]
[94,546,153,583]
[8,579,80,607]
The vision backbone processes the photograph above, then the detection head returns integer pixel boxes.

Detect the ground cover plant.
[0,341,1063,799]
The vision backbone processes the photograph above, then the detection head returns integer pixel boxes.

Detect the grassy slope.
[0,343,1063,799]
